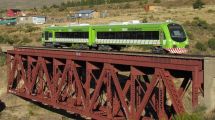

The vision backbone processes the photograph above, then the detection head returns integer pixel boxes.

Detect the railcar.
[42,22,189,54]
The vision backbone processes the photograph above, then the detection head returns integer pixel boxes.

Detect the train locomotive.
[42,21,189,54]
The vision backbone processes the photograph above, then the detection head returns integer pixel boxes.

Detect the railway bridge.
[6,47,215,119]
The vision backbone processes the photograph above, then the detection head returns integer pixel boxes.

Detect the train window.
[168,23,186,42]
[97,31,159,40]
[45,32,49,40]
[49,32,53,38]
[55,32,88,38]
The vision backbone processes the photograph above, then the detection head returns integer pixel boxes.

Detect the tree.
[193,0,205,9]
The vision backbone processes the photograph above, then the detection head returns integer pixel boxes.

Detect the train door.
[160,31,166,47]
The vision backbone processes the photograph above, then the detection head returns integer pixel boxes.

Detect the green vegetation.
[139,0,148,5]
[0,53,6,66]
[153,0,161,3]
[43,0,148,11]
[195,42,207,51]
[186,31,194,40]
[173,106,206,120]
[0,24,40,45]
[193,0,205,9]
[123,3,131,9]
[208,9,215,13]
[185,17,209,29]
[208,38,215,50]
[141,17,148,23]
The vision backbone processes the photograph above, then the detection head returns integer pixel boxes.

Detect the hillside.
[0,0,215,9]
[0,0,77,9]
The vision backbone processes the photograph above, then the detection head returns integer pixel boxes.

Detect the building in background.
[74,10,99,19]
[0,18,17,25]
[7,9,22,17]
[17,16,46,24]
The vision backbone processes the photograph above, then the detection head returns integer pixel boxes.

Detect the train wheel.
[152,47,168,54]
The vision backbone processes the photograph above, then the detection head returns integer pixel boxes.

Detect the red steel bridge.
[6,47,215,119]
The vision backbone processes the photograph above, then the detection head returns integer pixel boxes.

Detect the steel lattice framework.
[7,48,204,119]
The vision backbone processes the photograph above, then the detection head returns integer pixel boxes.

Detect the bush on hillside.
[0,35,7,44]
[186,31,194,40]
[122,3,131,9]
[143,0,148,4]
[141,17,148,23]
[195,42,207,51]
[42,5,48,10]
[51,4,59,8]
[173,106,206,120]
[193,0,205,9]
[24,24,40,33]
[58,6,67,11]
[20,37,31,45]
[192,17,208,29]
[208,38,215,50]
[153,0,161,3]
[0,53,6,66]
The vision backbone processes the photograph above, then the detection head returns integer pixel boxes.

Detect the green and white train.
[42,21,189,54]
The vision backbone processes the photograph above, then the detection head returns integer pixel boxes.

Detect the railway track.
[13,46,215,60]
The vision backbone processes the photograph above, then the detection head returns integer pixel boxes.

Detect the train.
[42,21,189,54]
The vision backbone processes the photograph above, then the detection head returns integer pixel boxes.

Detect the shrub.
[186,31,194,40]
[51,4,59,8]
[174,106,205,120]
[58,6,66,11]
[208,38,215,50]
[24,24,39,33]
[141,18,148,23]
[123,3,131,9]
[42,5,48,10]
[0,53,6,66]
[207,9,215,13]
[191,17,208,29]
[193,0,205,9]
[0,35,6,44]
[20,37,31,44]
[143,0,148,4]
[195,42,207,51]
[153,0,161,3]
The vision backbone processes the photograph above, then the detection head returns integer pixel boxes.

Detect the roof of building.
[76,10,94,14]
[9,9,21,12]
[18,16,46,18]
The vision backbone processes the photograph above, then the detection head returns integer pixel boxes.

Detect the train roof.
[44,22,172,31]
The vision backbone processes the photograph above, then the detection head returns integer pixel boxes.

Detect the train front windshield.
[168,23,186,42]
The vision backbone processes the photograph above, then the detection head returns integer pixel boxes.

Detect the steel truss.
[7,48,204,119]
